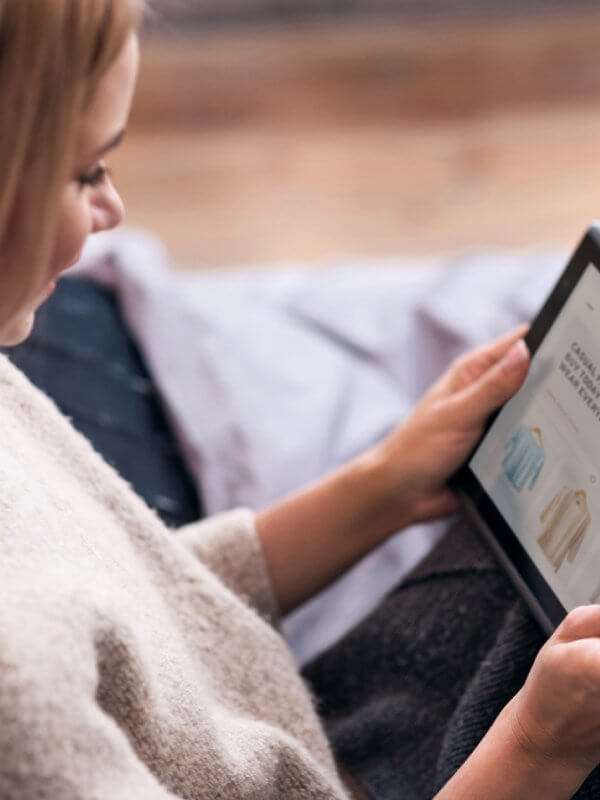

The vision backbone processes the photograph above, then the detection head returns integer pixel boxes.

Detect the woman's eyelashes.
[76,163,111,188]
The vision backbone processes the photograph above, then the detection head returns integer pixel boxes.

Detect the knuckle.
[559,606,600,642]
[482,367,510,404]
[450,351,474,376]
[438,395,461,424]
[543,643,587,696]
[452,352,469,370]
[560,606,590,636]
[561,644,600,701]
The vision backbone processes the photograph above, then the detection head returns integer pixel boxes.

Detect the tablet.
[450,224,600,634]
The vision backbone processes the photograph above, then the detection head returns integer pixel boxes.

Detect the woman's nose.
[92,182,125,233]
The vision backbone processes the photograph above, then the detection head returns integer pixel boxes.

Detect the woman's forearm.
[434,696,586,800]
[255,446,416,615]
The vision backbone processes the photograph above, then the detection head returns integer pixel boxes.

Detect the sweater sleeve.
[175,508,281,626]
[0,627,181,800]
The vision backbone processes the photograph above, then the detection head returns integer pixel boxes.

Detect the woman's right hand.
[436,606,600,800]
[509,606,600,787]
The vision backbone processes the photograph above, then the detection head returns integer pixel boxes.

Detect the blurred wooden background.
[111,9,600,269]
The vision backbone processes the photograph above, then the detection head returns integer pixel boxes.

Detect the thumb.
[455,338,530,420]
[555,606,600,643]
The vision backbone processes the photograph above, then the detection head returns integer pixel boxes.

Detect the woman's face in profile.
[0,33,139,345]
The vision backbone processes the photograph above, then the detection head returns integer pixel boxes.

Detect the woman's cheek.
[50,191,92,275]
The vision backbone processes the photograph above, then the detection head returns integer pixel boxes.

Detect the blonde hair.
[0,0,144,319]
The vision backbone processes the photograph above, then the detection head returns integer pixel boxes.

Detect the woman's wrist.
[503,692,595,797]
[435,695,589,800]
[347,436,424,543]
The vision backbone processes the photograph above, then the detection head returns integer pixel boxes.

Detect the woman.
[1,2,600,798]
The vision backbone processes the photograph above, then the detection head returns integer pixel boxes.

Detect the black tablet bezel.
[449,225,600,633]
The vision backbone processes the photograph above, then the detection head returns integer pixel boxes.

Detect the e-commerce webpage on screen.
[471,264,600,611]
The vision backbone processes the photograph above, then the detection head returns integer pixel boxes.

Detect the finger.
[434,324,531,397]
[449,338,530,420]
[555,605,600,643]
[451,324,531,384]
[477,323,531,365]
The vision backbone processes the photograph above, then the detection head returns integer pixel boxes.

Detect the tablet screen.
[470,262,600,612]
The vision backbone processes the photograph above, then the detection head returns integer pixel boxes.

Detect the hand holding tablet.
[411,226,600,798]
[451,224,600,632]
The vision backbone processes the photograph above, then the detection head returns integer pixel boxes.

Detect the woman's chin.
[0,311,35,347]
[0,277,59,347]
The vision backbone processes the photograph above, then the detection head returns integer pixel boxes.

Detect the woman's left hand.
[258,324,530,613]
[369,325,531,528]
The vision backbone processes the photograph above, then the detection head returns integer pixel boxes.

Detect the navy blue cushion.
[3,276,203,528]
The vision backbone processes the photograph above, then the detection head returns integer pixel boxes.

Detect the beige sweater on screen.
[0,354,350,799]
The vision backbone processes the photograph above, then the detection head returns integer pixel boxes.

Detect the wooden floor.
[112,12,600,269]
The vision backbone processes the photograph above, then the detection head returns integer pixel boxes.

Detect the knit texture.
[0,354,348,799]
[304,519,600,800]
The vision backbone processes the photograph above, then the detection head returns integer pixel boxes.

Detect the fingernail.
[503,339,529,371]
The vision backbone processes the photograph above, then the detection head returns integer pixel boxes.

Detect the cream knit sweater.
[0,355,350,799]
